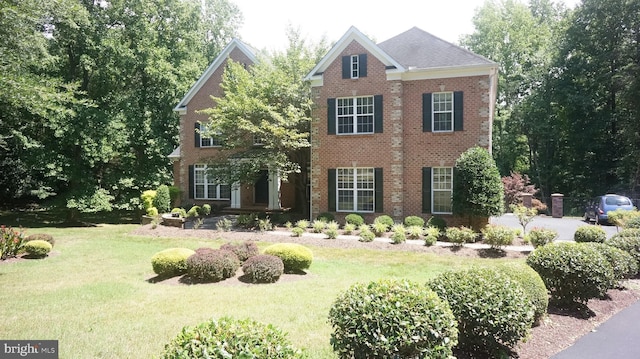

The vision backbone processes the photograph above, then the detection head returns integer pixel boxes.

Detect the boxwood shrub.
[151,248,195,278]
[373,215,394,228]
[444,226,476,246]
[607,229,640,267]
[426,216,447,232]
[263,243,313,273]
[219,241,259,263]
[527,227,558,248]
[329,279,458,359]
[242,255,284,283]
[481,224,516,249]
[24,233,55,247]
[22,240,52,258]
[186,248,240,283]
[428,267,534,356]
[345,213,364,226]
[496,262,548,326]
[160,317,304,359]
[587,243,638,286]
[404,215,425,227]
[317,212,335,222]
[574,225,606,243]
[526,242,615,305]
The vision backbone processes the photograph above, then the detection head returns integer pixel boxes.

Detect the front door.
[254,170,269,204]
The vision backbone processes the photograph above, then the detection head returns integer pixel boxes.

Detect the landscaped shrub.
[429,267,534,356]
[511,204,538,234]
[141,190,156,212]
[186,205,201,218]
[22,240,52,258]
[220,241,259,262]
[202,203,211,216]
[325,221,340,239]
[25,233,55,247]
[574,225,606,243]
[186,248,240,283]
[426,216,447,232]
[151,248,195,278]
[329,279,458,359]
[607,229,640,267]
[608,209,640,228]
[317,212,335,222]
[312,219,326,233]
[526,242,615,305]
[242,255,284,283]
[390,224,406,244]
[587,243,638,287]
[294,219,309,229]
[371,221,389,237]
[258,218,272,232]
[444,226,476,246]
[407,225,424,240]
[237,213,258,228]
[168,186,181,207]
[345,213,364,226]
[625,215,640,229]
[216,217,232,231]
[170,207,187,217]
[291,227,304,237]
[160,317,304,359]
[424,226,440,246]
[263,243,313,273]
[481,224,516,249]
[374,215,394,228]
[404,215,425,227]
[527,227,557,248]
[359,228,375,242]
[342,222,356,235]
[146,207,159,216]
[154,185,171,213]
[496,262,548,326]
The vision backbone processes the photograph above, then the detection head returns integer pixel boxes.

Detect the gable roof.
[174,39,257,114]
[305,26,496,85]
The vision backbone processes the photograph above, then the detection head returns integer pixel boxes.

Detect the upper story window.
[350,55,359,79]
[342,54,367,79]
[433,92,453,132]
[422,91,463,133]
[337,96,374,134]
[195,122,222,147]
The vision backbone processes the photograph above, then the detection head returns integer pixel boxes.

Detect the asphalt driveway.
[491,214,621,241]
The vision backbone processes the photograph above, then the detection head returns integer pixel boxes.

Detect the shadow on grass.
[1,208,140,228]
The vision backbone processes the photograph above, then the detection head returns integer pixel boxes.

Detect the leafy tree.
[502,171,537,207]
[453,147,504,227]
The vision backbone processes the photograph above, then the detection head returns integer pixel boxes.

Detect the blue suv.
[584,194,635,224]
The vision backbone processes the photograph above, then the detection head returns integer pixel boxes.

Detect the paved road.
[491,214,621,241]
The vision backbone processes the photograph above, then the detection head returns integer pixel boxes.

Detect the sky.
[231,0,581,51]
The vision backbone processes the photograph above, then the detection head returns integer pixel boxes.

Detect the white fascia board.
[400,64,498,81]
[173,39,257,113]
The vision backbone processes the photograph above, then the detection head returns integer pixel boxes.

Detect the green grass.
[0,225,521,358]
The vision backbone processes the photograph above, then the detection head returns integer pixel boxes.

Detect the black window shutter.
[422,93,432,132]
[422,167,432,213]
[188,165,195,199]
[328,169,336,211]
[374,95,383,133]
[194,122,200,147]
[454,91,463,131]
[342,56,350,79]
[327,98,336,135]
[374,168,383,213]
[359,54,367,78]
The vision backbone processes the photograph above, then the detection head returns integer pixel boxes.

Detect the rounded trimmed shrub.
[25,233,55,247]
[607,229,640,267]
[359,229,375,242]
[186,205,201,218]
[587,243,638,286]
[371,221,389,236]
[151,248,195,277]
[526,242,615,305]
[146,207,159,216]
[329,279,458,359]
[429,267,534,356]
[625,216,640,229]
[160,317,304,359]
[527,227,558,248]
[186,248,240,283]
[404,215,425,227]
[374,215,394,228]
[426,216,447,232]
[219,241,259,262]
[496,262,548,326]
[344,213,364,226]
[574,225,606,243]
[444,226,476,246]
[317,212,335,222]
[22,240,52,258]
[202,203,211,216]
[242,255,284,283]
[263,243,313,273]
[481,224,516,249]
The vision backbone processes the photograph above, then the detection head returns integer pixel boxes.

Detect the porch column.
[268,170,281,210]
[230,182,241,209]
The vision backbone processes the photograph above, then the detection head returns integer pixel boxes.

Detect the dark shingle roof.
[377,27,495,69]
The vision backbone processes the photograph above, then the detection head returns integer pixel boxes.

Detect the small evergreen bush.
[481,224,516,249]
[294,219,309,229]
[151,248,195,278]
[527,227,558,248]
[312,219,326,233]
[345,213,364,226]
[407,225,424,240]
[25,233,55,247]
[404,215,425,227]
[242,255,285,283]
[359,228,375,242]
[215,217,232,231]
[258,218,272,232]
[371,221,389,237]
[154,185,171,213]
[22,240,52,258]
[168,186,181,207]
[160,317,304,358]
[496,262,548,326]
[329,279,458,359]
[325,221,340,239]
[574,225,606,243]
[291,227,304,237]
[429,267,534,356]
[625,215,640,229]
[390,224,406,244]
[202,203,211,216]
[607,229,640,267]
[426,216,447,232]
[219,241,259,263]
[374,215,394,228]
[587,243,638,287]
[526,242,615,305]
[444,226,476,246]
[424,226,440,246]
[317,212,335,222]
[263,243,313,273]
[146,207,159,216]
[186,248,240,283]
[186,206,200,218]
[171,207,187,217]
[140,190,156,212]
[342,222,356,235]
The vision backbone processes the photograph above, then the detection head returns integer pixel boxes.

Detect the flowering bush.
[1,226,25,260]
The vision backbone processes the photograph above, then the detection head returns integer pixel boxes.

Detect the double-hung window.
[198,123,223,147]
[194,164,230,200]
[432,167,453,213]
[337,168,375,212]
[337,96,374,134]
[432,92,453,132]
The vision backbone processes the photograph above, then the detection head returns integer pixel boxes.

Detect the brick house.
[305,26,498,224]
[170,39,296,211]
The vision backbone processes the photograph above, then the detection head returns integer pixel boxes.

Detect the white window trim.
[351,54,359,79]
[431,167,453,214]
[199,123,222,148]
[336,167,375,213]
[336,96,375,135]
[194,164,230,200]
[432,92,454,133]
